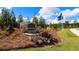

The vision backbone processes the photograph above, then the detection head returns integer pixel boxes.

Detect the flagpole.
[61,19,64,31]
[57,13,64,31]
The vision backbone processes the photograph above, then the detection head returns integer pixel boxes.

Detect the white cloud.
[39,7,60,16]
[23,17,28,20]
[37,7,60,24]
[16,17,28,22]
[46,18,59,24]
[69,20,74,24]
[37,7,79,24]
[30,17,33,22]
[61,9,71,18]
[38,7,60,19]
[6,7,12,9]
[71,8,79,16]
[77,19,79,23]
[61,8,79,18]
[42,15,52,19]
[23,17,30,22]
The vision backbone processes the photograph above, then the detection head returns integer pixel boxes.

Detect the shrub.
[41,32,51,38]
[7,26,15,34]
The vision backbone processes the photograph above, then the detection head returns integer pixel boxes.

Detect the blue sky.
[11,7,41,19]
[9,7,79,23]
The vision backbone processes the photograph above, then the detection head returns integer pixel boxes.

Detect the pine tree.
[10,11,17,27]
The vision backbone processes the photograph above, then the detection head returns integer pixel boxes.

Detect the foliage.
[1,8,11,28]
[17,14,24,28]
[0,7,18,29]
[49,23,53,28]
[10,11,17,27]
[47,22,79,29]
[32,16,38,25]
[38,16,47,28]
[17,15,23,23]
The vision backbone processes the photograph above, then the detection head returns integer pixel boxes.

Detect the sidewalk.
[70,28,79,36]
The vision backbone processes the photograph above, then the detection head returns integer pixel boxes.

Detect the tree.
[17,14,24,27]
[38,16,46,28]
[32,16,38,25]
[0,7,17,30]
[0,16,3,29]
[65,21,69,28]
[10,11,17,27]
[1,7,13,29]
[17,15,23,23]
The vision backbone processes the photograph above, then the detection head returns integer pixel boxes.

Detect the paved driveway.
[70,28,79,36]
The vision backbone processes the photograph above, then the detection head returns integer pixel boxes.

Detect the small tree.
[17,14,24,27]
[17,15,23,23]
[32,16,38,25]
[10,11,17,27]
[38,16,46,28]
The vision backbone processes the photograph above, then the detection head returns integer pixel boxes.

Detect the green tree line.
[0,7,47,30]
[0,7,24,30]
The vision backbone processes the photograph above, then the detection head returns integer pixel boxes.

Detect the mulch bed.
[0,28,61,50]
[0,28,37,50]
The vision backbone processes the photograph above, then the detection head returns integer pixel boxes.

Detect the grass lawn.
[16,29,79,51]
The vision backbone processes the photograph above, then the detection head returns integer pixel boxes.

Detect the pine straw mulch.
[0,28,36,50]
[0,28,61,50]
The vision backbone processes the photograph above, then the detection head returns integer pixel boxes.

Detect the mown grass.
[16,29,79,51]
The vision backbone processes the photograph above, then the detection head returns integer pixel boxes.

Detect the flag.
[58,13,63,21]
